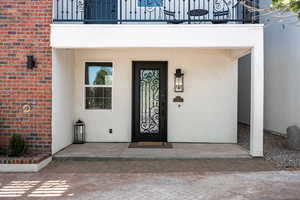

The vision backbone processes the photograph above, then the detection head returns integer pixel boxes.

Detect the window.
[85,62,112,110]
[138,0,163,7]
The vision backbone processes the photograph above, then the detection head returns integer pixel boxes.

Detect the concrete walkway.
[54,143,250,160]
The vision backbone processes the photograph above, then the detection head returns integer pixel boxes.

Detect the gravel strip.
[238,124,300,169]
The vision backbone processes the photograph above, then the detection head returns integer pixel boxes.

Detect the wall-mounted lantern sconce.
[27,55,36,69]
[174,68,184,92]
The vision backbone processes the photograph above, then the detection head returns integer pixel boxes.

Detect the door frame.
[131,61,168,142]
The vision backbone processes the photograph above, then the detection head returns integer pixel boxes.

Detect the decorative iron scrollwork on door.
[140,69,160,134]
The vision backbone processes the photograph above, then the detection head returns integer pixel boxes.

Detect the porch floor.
[54,143,250,160]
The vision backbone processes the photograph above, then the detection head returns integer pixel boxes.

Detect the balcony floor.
[53,143,250,160]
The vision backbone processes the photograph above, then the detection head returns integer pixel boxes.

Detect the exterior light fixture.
[174,68,184,92]
[27,55,36,69]
[73,119,86,144]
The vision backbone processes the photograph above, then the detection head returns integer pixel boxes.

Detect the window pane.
[104,87,112,98]
[138,0,162,7]
[85,87,112,109]
[85,63,112,85]
[104,98,112,109]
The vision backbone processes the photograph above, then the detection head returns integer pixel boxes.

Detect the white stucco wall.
[52,49,75,154]
[72,48,237,143]
[51,24,264,156]
[50,24,263,48]
[263,21,300,134]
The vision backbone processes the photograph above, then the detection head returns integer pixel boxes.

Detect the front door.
[85,0,118,24]
[132,61,168,142]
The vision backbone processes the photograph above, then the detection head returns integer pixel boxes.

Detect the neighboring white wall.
[73,48,237,143]
[236,3,300,135]
[261,0,300,134]
[238,54,251,125]
[52,49,75,154]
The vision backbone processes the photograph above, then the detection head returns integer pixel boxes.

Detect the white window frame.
[84,62,113,110]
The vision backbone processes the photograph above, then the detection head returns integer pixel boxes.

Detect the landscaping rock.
[238,124,300,169]
[287,126,300,150]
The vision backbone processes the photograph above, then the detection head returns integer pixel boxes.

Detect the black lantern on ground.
[73,119,85,144]
[174,68,184,92]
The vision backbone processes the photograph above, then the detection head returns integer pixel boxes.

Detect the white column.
[250,43,264,157]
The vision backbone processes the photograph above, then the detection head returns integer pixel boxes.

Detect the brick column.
[0,0,52,155]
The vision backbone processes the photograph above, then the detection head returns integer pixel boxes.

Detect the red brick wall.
[0,0,52,155]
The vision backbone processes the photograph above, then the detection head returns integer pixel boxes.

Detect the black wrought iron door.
[132,61,168,142]
[85,0,118,24]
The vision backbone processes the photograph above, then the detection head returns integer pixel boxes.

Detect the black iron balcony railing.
[53,0,258,24]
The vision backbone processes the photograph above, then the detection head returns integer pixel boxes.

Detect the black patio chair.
[232,0,242,8]
[212,0,230,24]
[163,10,184,24]
[212,10,229,24]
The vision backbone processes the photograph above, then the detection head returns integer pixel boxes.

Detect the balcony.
[53,0,258,24]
